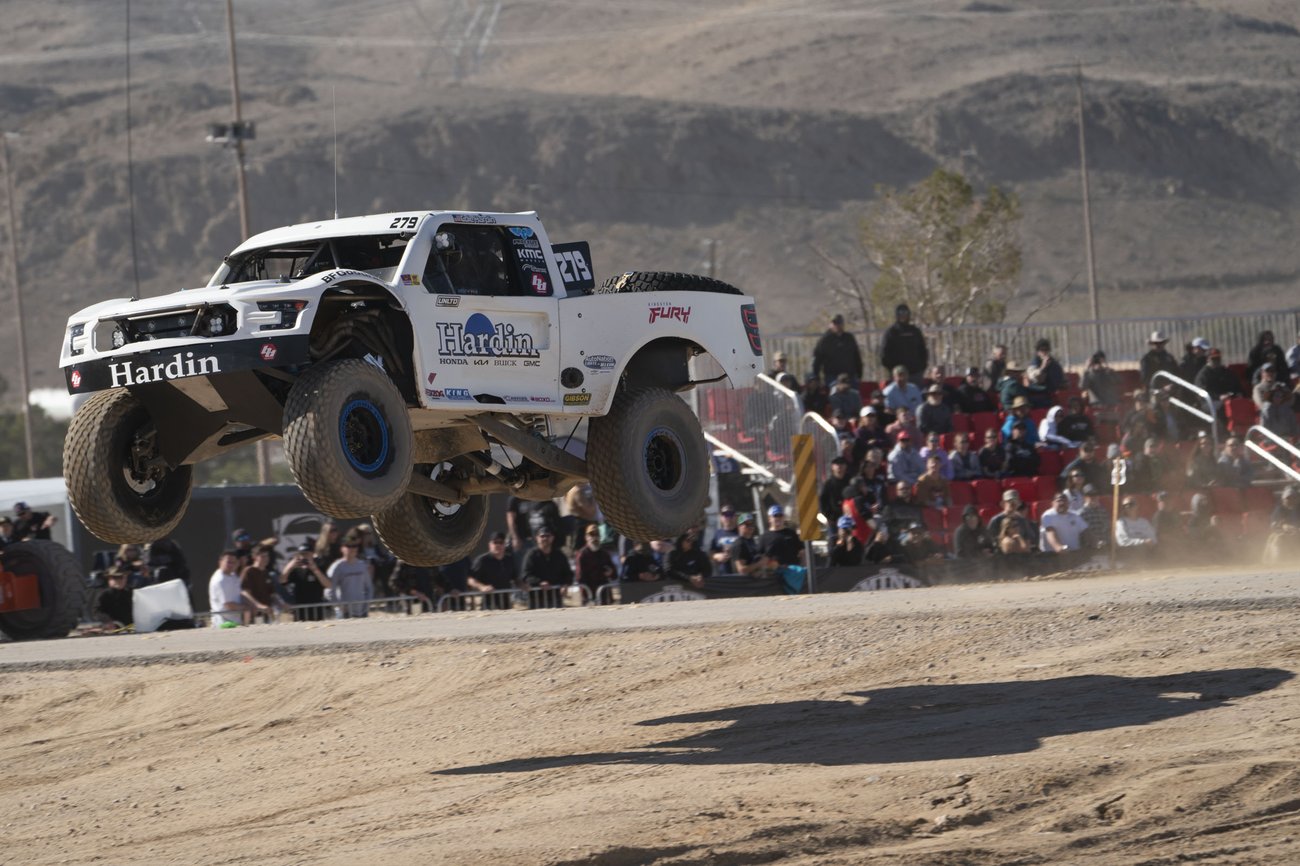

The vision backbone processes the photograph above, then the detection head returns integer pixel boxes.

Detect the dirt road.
[2,567,1298,864]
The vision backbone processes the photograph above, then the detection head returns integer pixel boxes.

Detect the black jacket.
[880,323,929,378]
[812,330,864,383]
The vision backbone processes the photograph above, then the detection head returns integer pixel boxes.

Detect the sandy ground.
[2,569,1300,865]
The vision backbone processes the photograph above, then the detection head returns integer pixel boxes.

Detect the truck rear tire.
[283,359,413,519]
[370,463,489,567]
[0,541,87,641]
[587,385,708,542]
[64,388,193,544]
[596,271,743,295]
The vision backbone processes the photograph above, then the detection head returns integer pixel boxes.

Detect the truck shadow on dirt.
[435,667,1291,774]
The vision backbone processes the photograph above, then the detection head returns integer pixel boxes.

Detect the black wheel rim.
[643,425,686,494]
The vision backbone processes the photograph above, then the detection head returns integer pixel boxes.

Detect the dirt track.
[2,568,1299,865]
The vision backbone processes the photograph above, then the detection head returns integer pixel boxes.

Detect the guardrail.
[1244,425,1300,485]
[435,584,591,611]
[1150,370,1219,450]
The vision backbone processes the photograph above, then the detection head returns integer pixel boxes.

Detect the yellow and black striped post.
[792,433,820,593]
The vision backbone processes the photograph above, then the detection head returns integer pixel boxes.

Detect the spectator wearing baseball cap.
[11,500,55,541]
[1248,330,1289,387]
[829,514,864,567]
[1181,337,1211,382]
[987,489,1033,553]
[880,303,929,379]
[820,456,854,525]
[759,504,802,567]
[1040,492,1088,553]
[957,366,997,414]
[828,372,863,420]
[1140,330,1180,387]
[1194,346,1242,402]
[1077,484,1110,550]
[812,313,863,387]
[887,428,926,486]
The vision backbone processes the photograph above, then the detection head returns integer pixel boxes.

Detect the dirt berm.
[2,566,1298,865]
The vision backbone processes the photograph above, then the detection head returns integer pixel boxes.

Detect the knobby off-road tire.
[0,541,87,640]
[587,385,709,542]
[64,388,193,544]
[371,463,489,567]
[597,271,743,295]
[283,359,413,519]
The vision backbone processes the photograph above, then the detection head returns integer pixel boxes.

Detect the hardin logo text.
[110,352,221,387]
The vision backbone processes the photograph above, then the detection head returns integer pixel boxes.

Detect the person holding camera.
[281,542,332,621]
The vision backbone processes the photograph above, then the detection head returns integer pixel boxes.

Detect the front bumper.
[64,335,311,394]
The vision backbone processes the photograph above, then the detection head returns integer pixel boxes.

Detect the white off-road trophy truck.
[59,210,763,565]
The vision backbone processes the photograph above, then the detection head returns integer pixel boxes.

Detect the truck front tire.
[587,386,709,542]
[64,389,193,544]
[283,359,414,519]
[0,541,87,641]
[370,462,489,566]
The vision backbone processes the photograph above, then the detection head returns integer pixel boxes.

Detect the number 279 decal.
[389,216,419,229]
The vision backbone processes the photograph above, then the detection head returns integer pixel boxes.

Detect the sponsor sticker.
[437,313,540,359]
[427,372,437,384]
[531,273,550,295]
[452,213,497,225]
[583,354,616,372]
[69,370,82,389]
[648,302,691,324]
[445,388,472,400]
[435,295,460,308]
[529,396,554,403]
[424,388,443,399]
[400,274,422,286]
[563,393,591,406]
[259,343,277,361]
[741,303,762,355]
[321,269,375,284]
[108,351,222,387]
[508,226,534,239]
[504,395,531,403]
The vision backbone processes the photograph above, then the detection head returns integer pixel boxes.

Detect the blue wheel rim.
[339,399,391,475]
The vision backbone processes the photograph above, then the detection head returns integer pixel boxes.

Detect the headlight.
[204,314,226,336]
[255,300,307,331]
[111,327,126,349]
[68,323,86,357]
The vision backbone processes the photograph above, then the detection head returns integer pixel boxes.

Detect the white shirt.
[1115,516,1158,547]
[1040,509,1088,552]
[208,568,243,627]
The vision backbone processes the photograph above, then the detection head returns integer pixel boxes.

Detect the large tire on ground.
[283,359,413,519]
[587,385,709,542]
[371,462,489,566]
[64,389,193,544]
[0,541,87,641]
[597,271,743,295]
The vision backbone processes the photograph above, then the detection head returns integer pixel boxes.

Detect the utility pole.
[1,132,36,478]
[213,0,266,482]
[1076,65,1102,354]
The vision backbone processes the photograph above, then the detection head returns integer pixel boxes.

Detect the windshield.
[217,234,409,283]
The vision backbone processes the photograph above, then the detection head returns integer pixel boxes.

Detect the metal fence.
[688,373,838,518]
[765,307,1300,376]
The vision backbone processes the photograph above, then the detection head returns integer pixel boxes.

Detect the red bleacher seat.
[972,479,1001,506]
[844,498,872,543]
[1243,486,1276,513]
[1033,474,1058,501]
[858,381,879,401]
[951,414,971,433]
[1003,477,1038,503]
[1030,499,1053,520]
[1210,486,1246,516]
[970,412,1000,440]
[941,505,965,529]
[949,482,974,507]
[1117,369,1143,395]
[1228,363,1249,391]
[1065,371,1081,390]
[944,376,964,390]
[978,505,1000,524]
[1038,451,1064,477]
[1224,398,1258,433]
[1029,408,1049,426]
[922,507,945,533]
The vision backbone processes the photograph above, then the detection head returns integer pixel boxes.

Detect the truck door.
[405,221,560,410]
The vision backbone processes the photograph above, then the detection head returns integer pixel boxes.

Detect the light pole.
[1076,65,1102,353]
[1,131,36,478]
[209,0,265,482]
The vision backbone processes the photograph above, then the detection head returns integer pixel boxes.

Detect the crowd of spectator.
[778,314,1300,568]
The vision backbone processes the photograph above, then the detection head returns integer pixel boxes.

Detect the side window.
[423,225,515,296]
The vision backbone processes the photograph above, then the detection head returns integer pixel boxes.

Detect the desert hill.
[2,0,1299,393]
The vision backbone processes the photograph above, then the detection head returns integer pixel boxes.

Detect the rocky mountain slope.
[2,0,1299,392]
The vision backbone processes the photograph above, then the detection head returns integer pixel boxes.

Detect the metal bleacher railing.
[1150,370,1219,451]
[763,308,1300,375]
[688,373,839,509]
